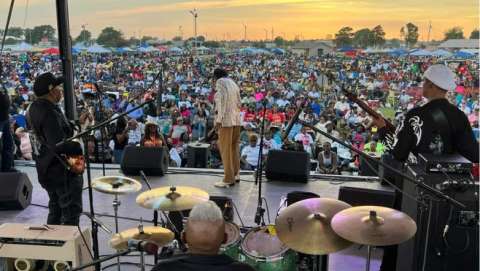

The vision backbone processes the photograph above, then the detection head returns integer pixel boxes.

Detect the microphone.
[127,239,159,255]
[282,98,307,141]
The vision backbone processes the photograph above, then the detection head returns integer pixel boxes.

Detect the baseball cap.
[424,64,456,92]
[33,72,64,96]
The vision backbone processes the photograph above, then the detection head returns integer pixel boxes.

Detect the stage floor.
[1,163,392,270]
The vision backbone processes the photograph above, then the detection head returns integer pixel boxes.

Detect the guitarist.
[27,73,84,226]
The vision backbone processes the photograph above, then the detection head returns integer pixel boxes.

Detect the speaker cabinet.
[265,150,310,183]
[187,142,210,168]
[338,186,395,208]
[0,172,32,210]
[121,146,169,176]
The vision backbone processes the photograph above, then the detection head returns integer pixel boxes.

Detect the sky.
[0,0,478,41]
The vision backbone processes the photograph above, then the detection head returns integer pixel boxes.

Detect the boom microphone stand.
[56,70,163,271]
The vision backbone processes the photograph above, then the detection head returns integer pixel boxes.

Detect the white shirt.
[332,142,352,160]
[294,132,313,154]
[241,145,260,166]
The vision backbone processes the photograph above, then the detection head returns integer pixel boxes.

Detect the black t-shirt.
[387,98,478,163]
[151,254,255,271]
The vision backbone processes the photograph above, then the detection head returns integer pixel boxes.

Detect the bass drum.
[240,225,297,271]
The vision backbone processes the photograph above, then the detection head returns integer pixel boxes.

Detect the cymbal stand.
[112,192,121,271]
[366,245,373,271]
[138,220,146,271]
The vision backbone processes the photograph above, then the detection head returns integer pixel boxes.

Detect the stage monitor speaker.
[338,186,395,208]
[121,146,169,176]
[396,165,479,271]
[187,142,210,168]
[265,150,310,183]
[0,172,32,210]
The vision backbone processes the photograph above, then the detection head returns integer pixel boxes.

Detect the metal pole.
[55,0,76,121]
[366,245,372,271]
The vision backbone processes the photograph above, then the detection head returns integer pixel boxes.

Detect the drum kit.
[91,176,417,271]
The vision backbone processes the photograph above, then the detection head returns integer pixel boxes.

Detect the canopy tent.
[431,49,452,57]
[454,51,474,58]
[168,47,183,53]
[409,49,432,56]
[42,47,60,55]
[71,47,81,54]
[9,42,33,52]
[337,46,355,52]
[388,48,408,56]
[459,49,479,55]
[86,44,111,53]
[271,48,285,54]
[115,47,134,53]
[137,46,159,52]
[156,46,168,52]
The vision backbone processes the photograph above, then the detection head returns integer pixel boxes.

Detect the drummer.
[152,201,254,271]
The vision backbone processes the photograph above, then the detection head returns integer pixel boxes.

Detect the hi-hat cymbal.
[110,226,174,250]
[92,176,142,195]
[275,198,353,255]
[136,186,209,211]
[331,206,417,246]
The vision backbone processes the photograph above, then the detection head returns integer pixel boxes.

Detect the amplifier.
[0,224,93,271]
[418,153,472,174]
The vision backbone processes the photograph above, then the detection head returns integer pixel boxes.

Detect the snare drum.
[220,222,241,260]
[240,225,297,271]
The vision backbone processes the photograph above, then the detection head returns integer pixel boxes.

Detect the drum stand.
[112,194,121,271]
[365,245,373,271]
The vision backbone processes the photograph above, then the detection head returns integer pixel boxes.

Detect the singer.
[212,68,242,188]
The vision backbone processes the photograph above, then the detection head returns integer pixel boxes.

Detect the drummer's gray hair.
[189,201,223,222]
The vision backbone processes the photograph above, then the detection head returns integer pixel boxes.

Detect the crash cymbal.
[331,206,417,246]
[136,186,209,211]
[92,176,142,195]
[275,198,353,255]
[110,226,174,250]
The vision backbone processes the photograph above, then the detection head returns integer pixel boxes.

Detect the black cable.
[77,225,94,260]
[261,197,271,224]
[230,200,245,227]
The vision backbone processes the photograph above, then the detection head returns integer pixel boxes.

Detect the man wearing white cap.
[374,64,479,271]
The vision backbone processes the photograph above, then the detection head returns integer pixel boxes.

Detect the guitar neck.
[346,94,396,134]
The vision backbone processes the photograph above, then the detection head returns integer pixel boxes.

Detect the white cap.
[424,64,457,92]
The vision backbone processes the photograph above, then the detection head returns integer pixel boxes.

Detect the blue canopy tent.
[454,51,474,58]
[409,49,432,56]
[115,47,133,53]
[338,46,355,52]
[271,48,285,54]
[388,48,408,56]
[431,49,452,57]
[86,44,111,53]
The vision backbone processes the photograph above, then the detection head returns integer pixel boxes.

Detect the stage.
[1,162,393,270]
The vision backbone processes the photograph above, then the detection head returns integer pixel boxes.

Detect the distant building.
[291,41,334,57]
[439,39,479,50]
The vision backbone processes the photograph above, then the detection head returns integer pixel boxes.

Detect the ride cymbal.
[331,206,417,246]
[136,186,209,211]
[92,176,142,195]
[275,198,353,255]
[110,226,174,250]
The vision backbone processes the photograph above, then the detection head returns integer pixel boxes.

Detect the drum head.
[241,225,288,259]
[223,222,240,247]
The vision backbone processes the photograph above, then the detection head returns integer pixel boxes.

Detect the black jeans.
[45,175,83,225]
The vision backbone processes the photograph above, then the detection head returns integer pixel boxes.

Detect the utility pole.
[243,23,247,41]
[427,21,432,42]
[81,24,87,45]
[264,29,268,41]
[189,9,198,53]
[271,27,274,41]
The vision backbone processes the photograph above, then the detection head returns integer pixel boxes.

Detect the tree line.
[335,23,479,48]
[2,24,478,49]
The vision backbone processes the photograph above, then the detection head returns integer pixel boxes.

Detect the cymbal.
[110,226,174,250]
[136,186,209,211]
[275,198,353,255]
[92,176,142,195]
[331,206,417,246]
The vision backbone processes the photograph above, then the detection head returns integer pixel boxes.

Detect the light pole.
[264,29,268,41]
[243,23,247,41]
[81,24,88,45]
[189,9,198,53]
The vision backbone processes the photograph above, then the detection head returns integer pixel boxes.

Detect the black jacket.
[386,98,478,163]
[0,90,10,121]
[27,98,81,188]
[151,254,255,271]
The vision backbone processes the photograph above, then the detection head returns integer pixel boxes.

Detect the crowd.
[2,50,479,175]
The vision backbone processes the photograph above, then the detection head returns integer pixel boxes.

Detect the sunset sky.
[0,0,478,41]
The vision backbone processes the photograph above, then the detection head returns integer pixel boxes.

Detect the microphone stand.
[69,249,133,271]
[254,98,268,226]
[56,70,163,271]
[298,119,465,209]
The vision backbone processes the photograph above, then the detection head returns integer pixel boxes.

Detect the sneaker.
[235,174,241,183]
[214,181,235,188]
